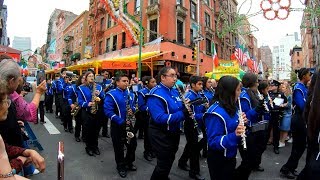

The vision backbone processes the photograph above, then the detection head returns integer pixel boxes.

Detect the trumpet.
[238,97,247,150]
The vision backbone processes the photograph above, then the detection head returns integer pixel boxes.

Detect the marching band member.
[280,68,310,178]
[74,74,85,142]
[45,79,54,113]
[203,76,246,180]
[56,68,67,121]
[236,73,268,179]
[52,74,60,118]
[137,76,157,161]
[298,70,320,179]
[147,67,187,180]
[62,74,73,133]
[99,70,114,138]
[202,77,214,104]
[200,77,214,158]
[104,74,137,178]
[78,71,104,156]
[178,75,206,180]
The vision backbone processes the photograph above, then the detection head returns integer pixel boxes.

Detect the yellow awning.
[45,51,160,74]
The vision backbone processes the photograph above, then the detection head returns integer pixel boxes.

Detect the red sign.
[102,61,137,69]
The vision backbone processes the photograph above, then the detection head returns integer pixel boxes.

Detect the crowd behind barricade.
[0,55,319,180]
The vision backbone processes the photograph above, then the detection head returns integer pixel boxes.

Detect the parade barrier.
[24,121,44,151]
[205,60,245,80]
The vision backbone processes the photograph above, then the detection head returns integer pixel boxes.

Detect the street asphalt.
[24,94,305,180]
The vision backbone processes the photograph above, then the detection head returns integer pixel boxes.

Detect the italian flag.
[212,42,219,67]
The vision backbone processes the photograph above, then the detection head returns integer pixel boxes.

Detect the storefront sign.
[102,61,137,69]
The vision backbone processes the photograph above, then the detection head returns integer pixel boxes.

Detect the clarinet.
[125,88,135,144]
[238,97,247,150]
[175,84,202,136]
[257,90,269,112]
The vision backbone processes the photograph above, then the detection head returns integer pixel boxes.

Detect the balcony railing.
[176,4,187,18]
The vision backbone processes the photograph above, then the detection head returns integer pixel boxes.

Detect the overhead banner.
[206,60,244,80]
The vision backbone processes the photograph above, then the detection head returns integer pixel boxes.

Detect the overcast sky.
[5,0,304,50]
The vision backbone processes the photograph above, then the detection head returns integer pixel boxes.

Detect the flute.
[257,90,269,112]
[238,97,247,150]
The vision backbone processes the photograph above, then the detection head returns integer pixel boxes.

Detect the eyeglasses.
[164,74,178,79]
[1,99,11,107]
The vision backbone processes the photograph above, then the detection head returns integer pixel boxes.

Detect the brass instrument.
[71,102,81,117]
[175,84,203,138]
[238,97,247,150]
[90,83,100,114]
[126,87,135,144]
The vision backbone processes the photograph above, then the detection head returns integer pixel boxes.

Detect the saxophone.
[238,97,247,150]
[175,84,203,139]
[126,88,135,144]
[71,102,80,117]
[90,83,100,114]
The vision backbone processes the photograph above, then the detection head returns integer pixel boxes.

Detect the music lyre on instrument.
[57,141,64,180]
[238,98,247,150]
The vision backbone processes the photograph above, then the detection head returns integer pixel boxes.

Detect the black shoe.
[75,137,81,142]
[138,135,144,139]
[50,110,53,113]
[64,128,68,132]
[274,148,279,154]
[189,173,205,180]
[93,148,100,155]
[69,129,73,133]
[40,121,46,124]
[178,163,190,171]
[150,152,156,158]
[85,147,94,156]
[280,168,295,179]
[118,169,127,178]
[126,164,137,171]
[144,153,152,161]
[253,166,264,172]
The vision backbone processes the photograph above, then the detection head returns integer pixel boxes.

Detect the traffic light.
[192,47,197,60]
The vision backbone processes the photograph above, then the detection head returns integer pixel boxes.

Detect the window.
[107,14,112,28]
[204,0,209,6]
[190,28,194,46]
[297,52,300,56]
[99,41,103,55]
[106,38,110,53]
[176,0,182,5]
[112,35,117,51]
[149,19,158,41]
[122,32,126,48]
[100,17,105,31]
[190,1,197,21]
[297,59,300,64]
[150,0,158,5]
[177,20,184,44]
[135,0,140,13]
[205,12,211,27]
[206,38,211,55]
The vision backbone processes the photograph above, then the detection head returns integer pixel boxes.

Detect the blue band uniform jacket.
[137,87,150,112]
[293,82,308,112]
[204,102,240,158]
[185,90,206,127]
[146,83,185,132]
[77,83,104,111]
[104,87,136,126]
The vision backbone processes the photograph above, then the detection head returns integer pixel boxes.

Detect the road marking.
[40,114,61,134]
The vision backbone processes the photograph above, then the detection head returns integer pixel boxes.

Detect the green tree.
[290,70,297,83]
